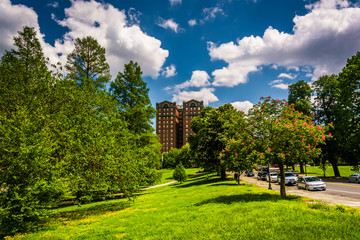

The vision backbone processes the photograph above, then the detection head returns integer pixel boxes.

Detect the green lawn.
[156,168,202,184]
[6,173,360,240]
[294,165,359,178]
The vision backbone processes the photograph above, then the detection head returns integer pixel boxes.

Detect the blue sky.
[1,0,360,112]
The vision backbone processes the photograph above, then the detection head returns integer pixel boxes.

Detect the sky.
[1,0,360,113]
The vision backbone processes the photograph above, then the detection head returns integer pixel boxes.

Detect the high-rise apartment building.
[156,99,204,153]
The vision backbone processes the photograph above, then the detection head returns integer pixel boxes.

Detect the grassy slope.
[155,168,202,184]
[294,166,358,178]
[7,173,360,240]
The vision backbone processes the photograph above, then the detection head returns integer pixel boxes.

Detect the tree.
[173,162,187,184]
[248,97,329,197]
[110,61,156,134]
[288,80,313,173]
[65,36,110,90]
[0,27,64,235]
[189,104,236,179]
[312,75,342,177]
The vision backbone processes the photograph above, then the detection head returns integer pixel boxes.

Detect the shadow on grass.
[54,201,132,222]
[173,175,226,188]
[195,193,300,206]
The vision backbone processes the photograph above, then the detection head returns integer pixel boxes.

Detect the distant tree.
[110,61,156,134]
[65,36,110,90]
[288,80,313,173]
[173,162,187,184]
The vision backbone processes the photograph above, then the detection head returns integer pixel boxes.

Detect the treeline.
[287,52,360,177]
[0,27,161,235]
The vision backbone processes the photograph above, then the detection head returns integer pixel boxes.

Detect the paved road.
[323,181,360,199]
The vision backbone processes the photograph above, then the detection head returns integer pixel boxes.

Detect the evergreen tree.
[173,162,187,184]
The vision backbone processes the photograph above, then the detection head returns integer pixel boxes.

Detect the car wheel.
[347,179,350,183]
[306,185,310,191]
[297,185,301,189]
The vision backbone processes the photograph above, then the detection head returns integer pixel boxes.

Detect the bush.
[173,163,187,184]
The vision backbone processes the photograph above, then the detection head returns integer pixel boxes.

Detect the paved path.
[141,172,204,190]
[242,175,360,208]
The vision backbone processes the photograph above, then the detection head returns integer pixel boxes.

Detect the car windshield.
[270,173,277,176]
[305,177,320,182]
[285,173,295,177]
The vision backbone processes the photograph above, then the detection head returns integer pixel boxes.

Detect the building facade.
[156,99,203,153]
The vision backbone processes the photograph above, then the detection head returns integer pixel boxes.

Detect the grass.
[156,167,202,184]
[5,173,360,240]
[294,165,359,178]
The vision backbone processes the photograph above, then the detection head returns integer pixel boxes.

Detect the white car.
[267,172,278,182]
[297,176,326,191]
[277,172,297,185]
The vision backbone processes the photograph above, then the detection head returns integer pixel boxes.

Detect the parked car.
[297,176,326,191]
[257,171,266,180]
[292,171,299,177]
[261,172,268,181]
[245,170,254,177]
[277,172,297,185]
[267,172,278,182]
[347,173,360,183]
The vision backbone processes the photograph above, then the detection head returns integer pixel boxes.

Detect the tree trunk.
[299,162,305,174]
[332,162,341,177]
[220,168,227,180]
[292,164,295,171]
[279,162,286,197]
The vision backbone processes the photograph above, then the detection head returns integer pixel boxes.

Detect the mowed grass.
[294,165,359,178]
[6,173,360,240]
[156,168,202,184]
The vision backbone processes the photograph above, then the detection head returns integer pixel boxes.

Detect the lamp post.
[268,161,272,190]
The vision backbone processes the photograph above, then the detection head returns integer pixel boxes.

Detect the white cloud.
[208,0,360,86]
[201,7,225,24]
[278,73,297,79]
[157,18,181,33]
[175,70,211,89]
[172,88,219,105]
[272,83,289,90]
[162,64,177,78]
[231,101,254,113]
[269,79,284,85]
[188,19,197,26]
[47,1,59,8]
[169,0,182,6]
[127,8,142,26]
[0,0,169,78]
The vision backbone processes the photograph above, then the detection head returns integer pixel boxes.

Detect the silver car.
[267,172,278,182]
[347,173,360,183]
[297,176,326,191]
[277,172,297,185]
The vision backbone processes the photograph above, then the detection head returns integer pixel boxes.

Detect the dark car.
[245,170,254,177]
[347,173,360,183]
[257,171,266,180]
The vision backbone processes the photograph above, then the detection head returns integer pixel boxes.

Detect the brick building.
[156,99,204,153]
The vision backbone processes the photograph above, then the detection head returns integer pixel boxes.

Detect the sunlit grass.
[156,167,202,184]
[6,173,360,240]
[294,165,358,178]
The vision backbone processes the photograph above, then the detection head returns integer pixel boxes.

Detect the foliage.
[110,61,156,134]
[189,104,236,179]
[172,163,187,184]
[288,80,313,116]
[65,36,110,90]
[248,96,330,196]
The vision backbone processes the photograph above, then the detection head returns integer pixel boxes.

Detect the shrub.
[173,163,187,184]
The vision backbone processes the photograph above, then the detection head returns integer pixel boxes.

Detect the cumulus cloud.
[272,83,289,90]
[172,88,219,105]
[208,0,360,86]
[0,0,168,78]
[47,1,59,8]
[162,64,177,78]
[175,70,211,89]
[127,8,142,26]
[169,0,182,6]
[188,19,197,26]
[278,73,297,79]
[231,101,254,113]
[157,18,181,33]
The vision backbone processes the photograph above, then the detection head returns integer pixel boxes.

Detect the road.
[323,181,360,199]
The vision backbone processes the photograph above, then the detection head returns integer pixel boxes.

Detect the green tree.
[288,80,313,116]
[110,61,156,134]
[173,162,187,184]
[189,104,236,179]
[0,27,64,235]
[65,36,110,90]
[248,97,329,197]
